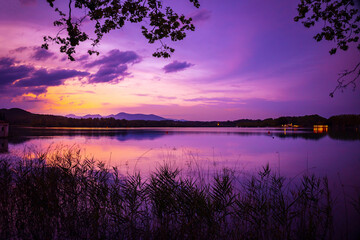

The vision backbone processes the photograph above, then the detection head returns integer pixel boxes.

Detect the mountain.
[66,112,167,121]
[65,114,103,119]
[83,114,103,119]
[107,112,167,121]
[65,114,81,119]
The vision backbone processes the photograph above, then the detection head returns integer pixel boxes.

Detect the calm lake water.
[3,127,360,180]
[2,126,360,237]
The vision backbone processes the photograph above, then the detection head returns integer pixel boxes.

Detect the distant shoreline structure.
[0,121,9,138]
[0,121,9,153]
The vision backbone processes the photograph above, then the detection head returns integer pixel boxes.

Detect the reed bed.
[0,147,336,239]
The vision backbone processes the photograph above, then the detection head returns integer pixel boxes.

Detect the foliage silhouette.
[43,0,200,60]
[294,0,360,96]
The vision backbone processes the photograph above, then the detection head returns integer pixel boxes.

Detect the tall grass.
[0,147,338,239]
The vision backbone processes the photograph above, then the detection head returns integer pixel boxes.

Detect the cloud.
[163,61,194,73]
[0,57,89,96]
[89,64,129,83]
[86,50,142,83]
[31,47,55,61]
[23,86,48,95]
[0,57,34,86]
[9,46,55,61]
[185,97,244,104]
[0,57,16,67]
[15,68,89,87]
[77,54,89,62]
[51,90,96,95]
[12,95,43,103]
[157,96,177,100]
[10,46,28,53]
[135,93,149,97]
[85,50,141,68]
[190,9,212,23]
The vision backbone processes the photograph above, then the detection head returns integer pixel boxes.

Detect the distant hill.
[0,108,359,128]
[0,108,68,126]
[83,114,103,119]
[0,108,170,127]
[107,112,167,121]
[65,114,80,119]
[66,112,167,121]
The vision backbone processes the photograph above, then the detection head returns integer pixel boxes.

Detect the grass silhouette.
[0,147,337,239]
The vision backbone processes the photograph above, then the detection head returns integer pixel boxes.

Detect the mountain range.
[65,112,168,121]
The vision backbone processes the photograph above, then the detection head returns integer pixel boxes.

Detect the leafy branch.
[43,0,200,60]
[294,0,360,96]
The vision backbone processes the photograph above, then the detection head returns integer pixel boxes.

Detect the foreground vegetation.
[0,148,345,239]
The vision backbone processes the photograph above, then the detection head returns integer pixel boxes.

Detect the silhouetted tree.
[43,0,200,60]
[295,0,360,96]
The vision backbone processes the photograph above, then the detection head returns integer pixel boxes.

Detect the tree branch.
[330,61,360,97]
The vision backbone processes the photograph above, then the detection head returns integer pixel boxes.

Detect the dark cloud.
[89,65,129,83]
[23,86,48,95]
[85,50,141,68]
[9,46,55,61]
[19,0,36,5]
[190,9,212,23]
[10,46,28,53]
[0,57,89,96]
[77,54,89,62]
[0,57,34,86]
[15,96,43,103]
[163,61,194,73]
[15,68,89,87]
[31,47,55,61]
[0,84,47,97]
[0,57,15,67]
[86,50,141,83]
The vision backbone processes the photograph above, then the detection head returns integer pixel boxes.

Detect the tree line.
[0,108,359,128]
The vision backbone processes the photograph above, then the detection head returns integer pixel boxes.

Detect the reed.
[0,147,342,239]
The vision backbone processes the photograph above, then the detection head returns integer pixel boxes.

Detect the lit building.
[313,125,328,133]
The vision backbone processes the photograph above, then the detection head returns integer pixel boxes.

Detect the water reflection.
[313,125,329,133]
[8,126,360,145]
[6,126,360,181]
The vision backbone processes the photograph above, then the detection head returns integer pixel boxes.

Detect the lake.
[4,126,360,194]
[4,127,360,179]
[2,126,360,237]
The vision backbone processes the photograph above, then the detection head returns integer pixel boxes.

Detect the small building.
[0,121,9,138]
[313,125,328,133]
[0,139,8,153]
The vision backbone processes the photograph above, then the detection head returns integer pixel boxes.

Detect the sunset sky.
[0,0,359,121]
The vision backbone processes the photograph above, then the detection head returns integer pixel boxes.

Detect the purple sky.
[0,0,359,120]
